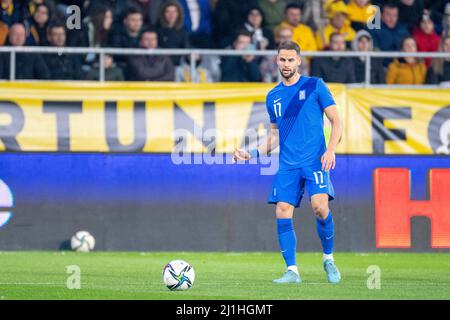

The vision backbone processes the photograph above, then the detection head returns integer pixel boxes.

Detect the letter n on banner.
[374,168,450,248]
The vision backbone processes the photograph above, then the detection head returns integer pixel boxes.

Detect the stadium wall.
[1,83,450,252]
[1,154,449,252]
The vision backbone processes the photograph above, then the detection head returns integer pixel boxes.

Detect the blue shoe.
[273,270,301,284]
[323,259,341,284]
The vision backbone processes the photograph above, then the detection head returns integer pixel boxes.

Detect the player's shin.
[316,211,334,261]
[276,219,298,274]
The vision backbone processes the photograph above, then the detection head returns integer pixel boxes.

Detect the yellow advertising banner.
[0,82,345,153]
[346,88,450,154]
[0,82,448,154]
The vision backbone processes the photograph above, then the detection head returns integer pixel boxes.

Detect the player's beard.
[279,68,298,81]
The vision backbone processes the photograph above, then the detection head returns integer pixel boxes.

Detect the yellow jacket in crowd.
[386,59,427,85]
[347,0,377,24]
[279,21,318,52]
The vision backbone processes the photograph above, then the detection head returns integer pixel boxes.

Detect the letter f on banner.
[374,168,450,248]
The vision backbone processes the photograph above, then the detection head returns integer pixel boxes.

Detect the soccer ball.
[163,260,195,290]
[71,230,95,252]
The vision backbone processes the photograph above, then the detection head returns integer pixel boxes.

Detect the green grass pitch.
[0,251,449,300]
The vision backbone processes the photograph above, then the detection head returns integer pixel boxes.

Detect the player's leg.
[275,201,299,278]
[311,194,334,260]
[272,202,300,283]
[304,166,341,283]
[268,170,303,284]
[310,193,340,283]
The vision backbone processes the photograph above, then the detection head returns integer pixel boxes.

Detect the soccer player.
[233,41,342,284]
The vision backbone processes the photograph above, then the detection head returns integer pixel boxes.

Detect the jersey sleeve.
[316,78,336,111]
[266,93,277,124]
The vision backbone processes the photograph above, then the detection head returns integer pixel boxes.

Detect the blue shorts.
[267,163,335,208]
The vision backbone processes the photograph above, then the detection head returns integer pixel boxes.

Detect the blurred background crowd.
[0,0,449,84]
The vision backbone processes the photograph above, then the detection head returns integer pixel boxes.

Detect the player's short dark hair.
[277,41,301,55]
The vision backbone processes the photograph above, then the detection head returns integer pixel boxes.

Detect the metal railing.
[0,46,449,87]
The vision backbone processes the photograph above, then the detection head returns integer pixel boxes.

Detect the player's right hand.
[232,148,250,163]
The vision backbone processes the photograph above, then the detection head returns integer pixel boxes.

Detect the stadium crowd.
[0,0,449,84]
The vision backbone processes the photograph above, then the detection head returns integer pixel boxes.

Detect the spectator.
[347,0,377,31]
[260,25,293,82]
[86,54,125,81]
[311,32,356,83]
[242,6,274,51]
[109,7,143,48]
[278,3,317,52]
[426,36,450,84]
[67,5,113,48]
[118,0,165,27]
[398,0,424,32]
[175,54,213,82]
[86,0,126,24]
[0,23,50,80]
[213,0,258,48]
[179,0,214,48]
[44,24,84,80]
[87,5,114,47]
[1,0,23,26]
[424,0,446,31]
[126,29,175,81]
[22,0,56,22]
[258,0,287,31]
[369,3,410,52]
[386,36,426,84]
[299,0,327,32]
[24,3,50,46]
[273,25,293,46]
[108,6,143,72]
[351,30,386,83]
[157,0,189,66]
[316,1,356,50]
[412,12,441,67]
[221,30,261,82]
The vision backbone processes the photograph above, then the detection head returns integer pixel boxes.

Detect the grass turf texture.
[0,251,449,300]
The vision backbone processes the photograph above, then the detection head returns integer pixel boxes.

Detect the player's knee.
[311,201,329,218]
[276,202,293,218]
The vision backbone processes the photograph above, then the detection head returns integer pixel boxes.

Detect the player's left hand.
[321,149,336,171]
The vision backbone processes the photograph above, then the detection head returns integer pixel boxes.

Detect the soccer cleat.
[272,270,301,284]
[323,259,341,284]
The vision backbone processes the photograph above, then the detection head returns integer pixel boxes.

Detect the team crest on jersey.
[299,90,306,100]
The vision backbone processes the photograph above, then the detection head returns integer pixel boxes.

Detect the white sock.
[287,265,299,275]
[323,253,334,262]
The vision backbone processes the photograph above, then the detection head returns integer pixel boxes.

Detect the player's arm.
[233,124,279,161]
[321,105,342,171]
